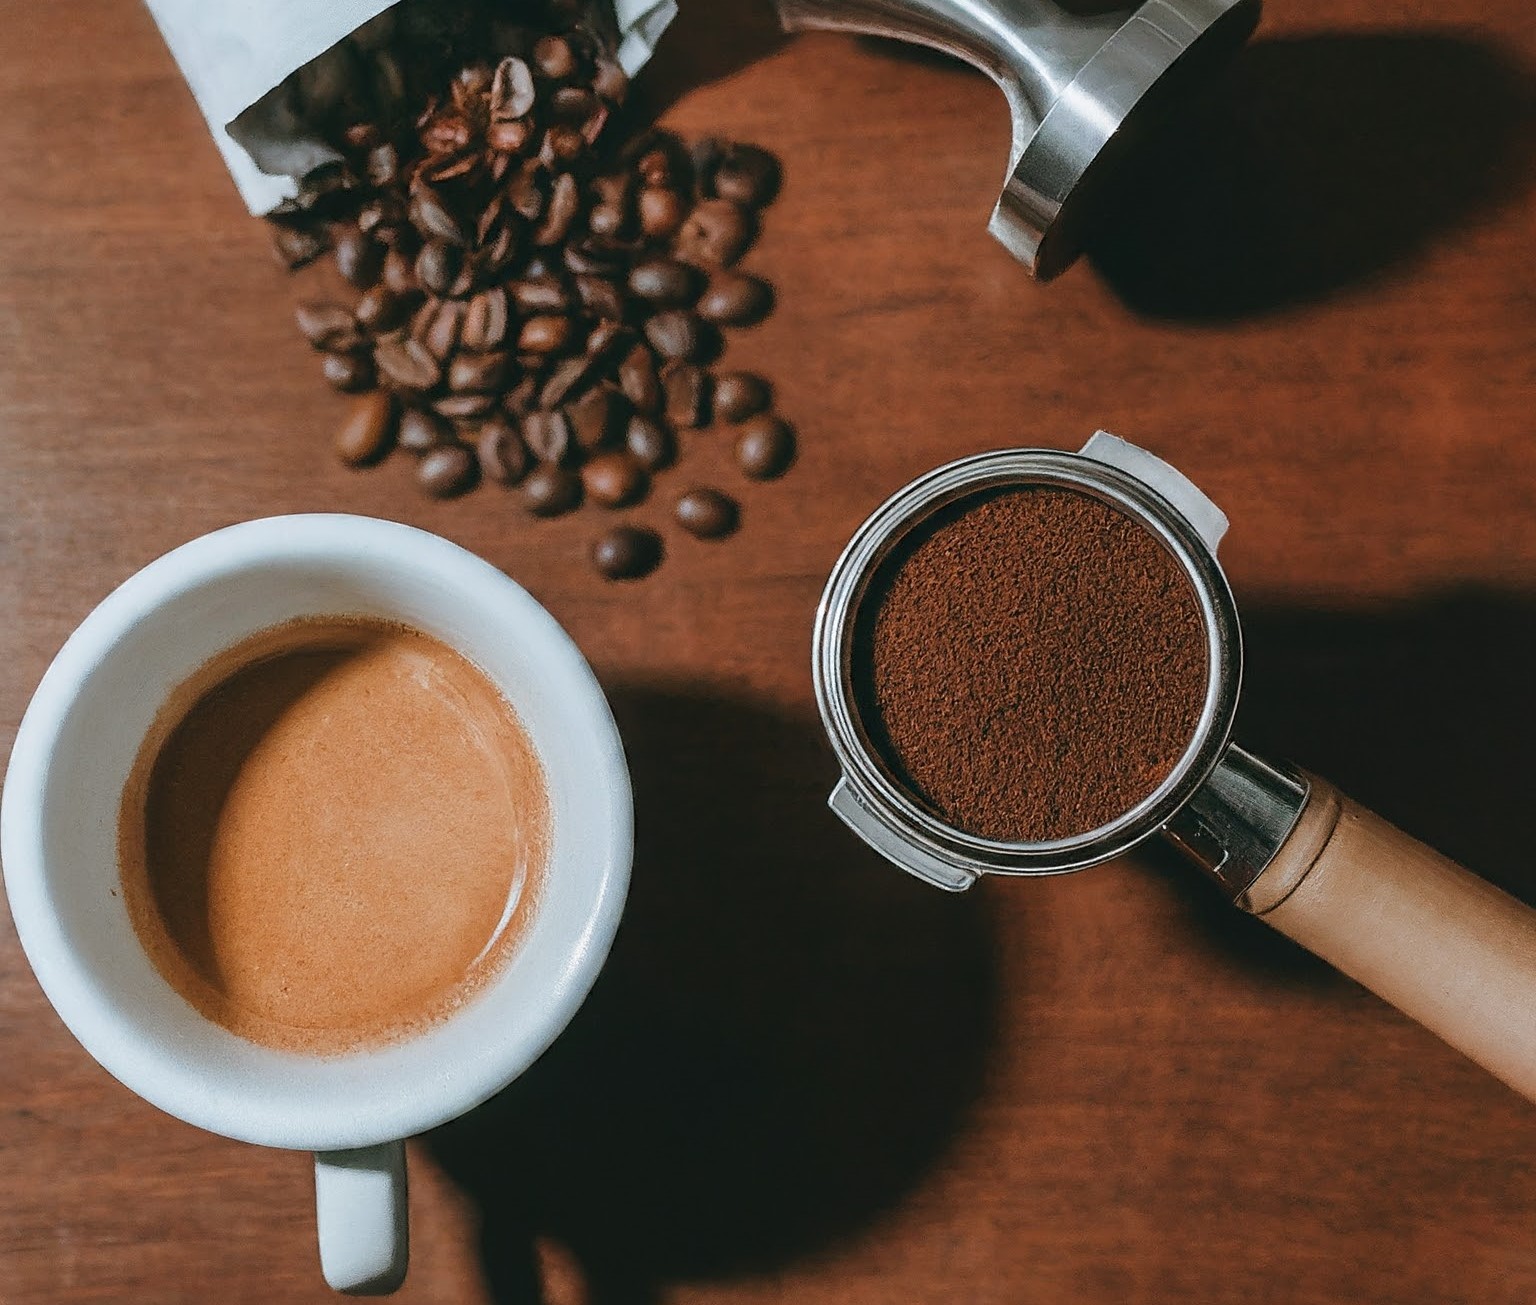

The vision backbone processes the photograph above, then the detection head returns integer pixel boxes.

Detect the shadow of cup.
[428,686,999,1304]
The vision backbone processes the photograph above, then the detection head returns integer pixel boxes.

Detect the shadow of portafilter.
[1086,32,1536,320]
[428,687,999,1304]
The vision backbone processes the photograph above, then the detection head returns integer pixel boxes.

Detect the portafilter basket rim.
[812,447,1242,876]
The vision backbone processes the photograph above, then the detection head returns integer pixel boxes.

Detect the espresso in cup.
[117,616,550,1056]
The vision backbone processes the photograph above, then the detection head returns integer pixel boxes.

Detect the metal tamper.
[776,0,1261,277]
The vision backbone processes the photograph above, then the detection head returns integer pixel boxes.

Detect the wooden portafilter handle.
[1234,775,1536,1103]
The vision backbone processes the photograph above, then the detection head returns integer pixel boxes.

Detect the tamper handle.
[1239,777,1536,1104]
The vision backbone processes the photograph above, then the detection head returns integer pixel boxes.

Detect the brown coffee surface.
[861,487,1208,842]
[119,619,549,1055]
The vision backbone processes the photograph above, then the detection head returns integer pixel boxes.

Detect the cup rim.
[1,514,633,1150]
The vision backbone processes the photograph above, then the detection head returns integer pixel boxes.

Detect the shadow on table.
[1087,32,1536,320]
[627,0,790,120]
[428,686,999,1305]
[1143,590,1536,979]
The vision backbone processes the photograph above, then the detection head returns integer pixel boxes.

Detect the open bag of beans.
[146,0,793,579]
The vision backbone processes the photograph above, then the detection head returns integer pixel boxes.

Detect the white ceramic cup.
[1,515,633,1294]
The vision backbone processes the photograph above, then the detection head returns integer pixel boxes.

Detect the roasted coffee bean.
[541,126,586,166]
[355,286,415,333]
[697,272,772,326]
[366,141,400,187]
[689,136,725,194]
[628,258,699,306]
[490,55,537,120]
[374,336,441,391]
[448,351,515,394]
[523,408,574,464]
[508,164,547,222]
[322,350,375,392]
[540,354,596,409]
[335,391,395,465]
[581,451,647,508]
[712,371,771,422]
[663,363,709,428]
[460,286,510,351]
[587,202,626,238]
[619,344,661,414]
[409,187,468,246]
[625,414,673,470]
[585,320,631,366]
[381,247,417,295]
[575,275,625,320]
[523,463,582,516]
[415,240,462,295]
[417,299,465,360]
[504,375,540,417]
[591,526,661,580]
[433,392,499,421]
[533,34,578,80]
[593,57,629,102]
[563,236,627,277]
[534,173,581,246]
[509,278,569,313]
[736,415,795,479]
[399,407,452,454]
[567,384,627,451]
[272,223,327,269]
[638,186,686,239]
[645,310,706,362]
[675,198,755,267]
[552,86,599,123]
[476,417,530,485]
[713,144,780,207]
[519,315,575,354]
[416,444,477,498]
[295,301,358,350]
[637,146,673,187]
[334,227,383,289]
[488,119,536,154]
[676,487,739,539]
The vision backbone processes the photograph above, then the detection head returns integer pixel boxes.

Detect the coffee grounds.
[858,486,1208,843]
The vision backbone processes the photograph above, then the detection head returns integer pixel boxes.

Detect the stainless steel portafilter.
[813,433,1536,1104]
[776,0,1261,277]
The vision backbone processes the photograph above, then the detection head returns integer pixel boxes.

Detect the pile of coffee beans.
[266,3,792,580]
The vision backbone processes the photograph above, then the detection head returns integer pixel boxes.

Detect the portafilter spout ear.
[775,0,1262,278]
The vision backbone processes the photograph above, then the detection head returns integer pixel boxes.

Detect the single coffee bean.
[490,55,537,120]
[581,451,648,508]
[448,351,515,394]
[487,118,535,154]
[697,272,772,326]
[533,34,578,80]
[587,201,626,238]
[625,414,673,470]
[712,371,771,422]
[322,351,375,392]
[563,236,626,277]
[713,144,780,208]
[675,198,755,267]
[676,487,739,539]
[415,240,462,296]
[591,526,661,581]
[272,223,327,270]
[374,336,441,391]
[542,125,586,166]
[399,407,452,454]
[638,186,686,239]
[381,247,417,295]
[416,444,477,498]
[637,145,673,187]
[334,227,383,288]
[433,392,499,421]
[522,464,582,517]
[585,320,631,367]
[422,302,467,363]
[476,417,530,485]
[295,301,358,350]
[366,141,400,188]
[355,286,414,333]
[540,355,596,409]
[552,86,600,123]
[736,414,795,479]
[628,258,699,306]
[504,375,540,418]
[409,187,468,246]
[575,275,625,321]
[509,278,569,313]
[663,363,709,428]
[645,310,706,362]
[334,391,395,465]
[460,286,510,351]
[567,384,627,452]
[593,57,629,103]
[519,315,575,354]
[619,344,661,414]
[523,409,574,464]
[508,165,547,222]
[534,173,581,246]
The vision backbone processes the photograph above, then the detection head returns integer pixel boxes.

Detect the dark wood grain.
[3,1,1535,1302]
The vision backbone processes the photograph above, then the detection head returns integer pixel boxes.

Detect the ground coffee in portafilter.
[858,487,1208,843]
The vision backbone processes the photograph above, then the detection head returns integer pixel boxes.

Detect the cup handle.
[314,1141,409,1294]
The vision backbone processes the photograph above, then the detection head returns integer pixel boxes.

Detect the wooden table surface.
[3,1,1535,1301]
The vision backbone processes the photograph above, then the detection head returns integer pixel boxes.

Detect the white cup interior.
[1,516,631,1151]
